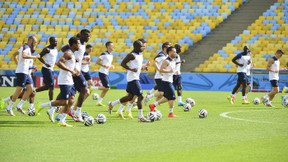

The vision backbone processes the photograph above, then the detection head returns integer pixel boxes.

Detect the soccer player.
[92,41,114,106]
[108,40,150,122]
[62,29,91,122]
[144,42,171,105]
[5,36,39,116]
[81,44,93,87]
[227,46,251,104]
[261,50,286,107]
[36,37,58,117]
[149,46,178,118]
[38,37,80,126]
[173,44,185,106]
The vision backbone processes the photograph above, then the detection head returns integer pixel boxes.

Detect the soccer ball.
[198,109,208,118]
[55,106,60,113]
[81,112,90,120]
[92,93,99,100]
[186,98,195,106]
[282,96,288,107]
[27,107,35,116]
[84,116,95,126]
[183,103,192,112]
[146,112,157,122]
[154,110,162,121]
[95,114,106,124]
[253,98,260,105]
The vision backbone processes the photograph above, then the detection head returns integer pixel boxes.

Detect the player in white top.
[108,40,150,122]
[149,46,179,118]
[262,50,286,107]
[4,36,40,116]
[227,46,251,104]
[92,41,115,106]
[81,44,93,87]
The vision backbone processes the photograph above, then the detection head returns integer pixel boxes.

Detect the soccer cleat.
[282,86,286,95]
[0,98,5,110]
[15,106,26,115]
[58,122,73,127]
[96,102,105,106]
[227,95,235,104]
[265,103,273,107]
[177,102,185,106]
[144,94,150,105]
[35,102,42,115]
[138,117,150,122]
[68,109,75,118]
[46,109,55,122]
[55,114,60,121]
[75,113,84,122]
[168,113,179,118]
[5,109,15,116]
[108,101,113,114]
[89,86,93,93]
[242,99,250,104]
[149,104,156,112]
[125,111,133,119]
[116,112,125,119]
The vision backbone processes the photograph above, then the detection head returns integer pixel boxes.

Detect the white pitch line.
[220,110,288,124]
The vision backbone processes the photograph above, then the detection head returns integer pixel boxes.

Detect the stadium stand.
[195,0,288,72]
[0,0,245,72]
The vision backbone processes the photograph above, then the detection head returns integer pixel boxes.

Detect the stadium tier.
[0,0,245,72]
[195,0,288,73]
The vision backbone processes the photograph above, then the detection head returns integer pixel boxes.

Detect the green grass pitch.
[0,87,287,161]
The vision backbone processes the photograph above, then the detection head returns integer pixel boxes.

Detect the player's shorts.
[237,72,248,82]
[72,72,88,92]
[126,80,143,96]
[162,81,176,100]
[246,75,251,85]
[42,67,54,87]
[15,73,33,87]
[81,71,92,81]
[155,79,164,92]
[99,72,110,88]
[270,80,279,87]
[173,75,182,90]
[59,85,76,100]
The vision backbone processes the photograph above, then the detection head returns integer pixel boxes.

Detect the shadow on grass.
[0,121,50,127]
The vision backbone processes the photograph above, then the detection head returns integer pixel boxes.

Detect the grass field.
[0,87,287,162]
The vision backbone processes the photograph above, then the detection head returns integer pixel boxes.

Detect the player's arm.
[232,55,243,67]
[61,44,69,52]
[56,52,77,76]
[38,47,51,67]
[96,57,108,68]
[22,50,40,59]
[142,60,150,71]
[121,53,137,72]
[159,60,174,73]
[266,58,277,73]
[13,50,19,64]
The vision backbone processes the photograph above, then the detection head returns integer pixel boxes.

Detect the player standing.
[173,44,185,106]
[81,44,93,88]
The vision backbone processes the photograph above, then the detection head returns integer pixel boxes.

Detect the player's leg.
[96,73,110,106]
[58,95,75,127]
[125,96,137,119]
[228,73,243,104]
[175,75,184,106]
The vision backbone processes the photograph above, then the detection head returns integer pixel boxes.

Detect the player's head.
[69,37,80,51]
[138,38,147,51]
[49,37,57,47]
[275,49,284,59]
[175,44,182,54]
[162,42,171,54]
[133,40,144,53]
[167,46,177,59]
[28,36,37,48]
[86,44,92,54]
[105,41,114,52]
[80,29,90,43]
[243,46,250,54]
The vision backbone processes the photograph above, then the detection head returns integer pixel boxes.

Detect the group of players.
[227,46,287,107]
[1,29,187,126]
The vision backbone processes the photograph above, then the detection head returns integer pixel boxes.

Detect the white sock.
[112,99,120,106]
[265,94,268,98]
[50,106,56,112]
[97,97,103,104]
[126,102,133,112]
[245,94,247,98]
[7,101,14,110]
[149,89,154,94]
[76,107,81,115]
[3,96,11,102]
[138,109,144,118]
[178,96,182,103]
[29,103,34,109]
[117,104,125,113]
[147,94,154,99]
[60,113,67,123]
[154,101,158,106]
[169,108,173,113]
[242,96,245,100]
[231,94,235,97]
[92,86,99,90]
[41,101,51,108]
[16,99,25,109]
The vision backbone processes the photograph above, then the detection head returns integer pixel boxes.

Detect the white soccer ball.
[146,112,157,122]
[96,114,106,124]
[186,98,195,106]
[253,97,260,105]
[282,96,288,107]
[198,109,208,118]
[154,110,162,121]
[81,112,90,120]
[27,107,35,116]
[183,103,192,112]
[84,116,95,126]
[92,93,99,100]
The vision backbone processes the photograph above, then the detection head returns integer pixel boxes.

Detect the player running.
[173,44,185,106]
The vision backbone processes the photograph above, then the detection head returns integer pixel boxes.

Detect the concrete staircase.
[181,0,277,72]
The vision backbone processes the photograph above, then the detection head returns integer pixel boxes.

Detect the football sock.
[126,102,133,112]
[92,86,99,90]
[97,97,103,103]
[112,99,120,106]
[16,99,25,108]
[169,108,173,114]
[3,97,11,102]
[178,96,182,103]
[7,101,14,110]
[41,101,51,108]
[138,109,144,118]
[117,104,125,113]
